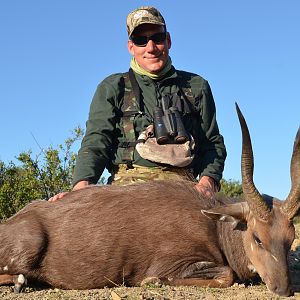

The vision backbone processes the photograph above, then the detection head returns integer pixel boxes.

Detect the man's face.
[127,24,171,74]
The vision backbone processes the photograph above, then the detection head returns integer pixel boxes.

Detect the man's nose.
[145,39,156,50]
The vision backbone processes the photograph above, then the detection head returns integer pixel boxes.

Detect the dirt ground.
[1,225,300,300]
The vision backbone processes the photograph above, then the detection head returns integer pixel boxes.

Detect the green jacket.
[73,67,226,186]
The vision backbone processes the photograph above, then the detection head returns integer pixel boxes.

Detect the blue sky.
[1,1,299,200]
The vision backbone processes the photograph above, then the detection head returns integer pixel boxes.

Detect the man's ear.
[127,40,135,56]
[201,202,249,224]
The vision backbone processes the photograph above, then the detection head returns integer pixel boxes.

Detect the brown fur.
[0,180,295,296]
[0,181,234,289]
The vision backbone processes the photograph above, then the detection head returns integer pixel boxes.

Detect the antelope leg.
[163,264,234,288]
[0,274,16,285]
[0,274,27,293]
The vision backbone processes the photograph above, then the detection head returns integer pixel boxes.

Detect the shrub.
[0,126,84,220]
[220,178,243,198]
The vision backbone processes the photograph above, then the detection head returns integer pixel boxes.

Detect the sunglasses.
[130,32,167,47]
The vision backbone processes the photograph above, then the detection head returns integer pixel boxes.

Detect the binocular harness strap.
[121,71,140,163]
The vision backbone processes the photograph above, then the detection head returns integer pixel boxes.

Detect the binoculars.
[153,105,189,145]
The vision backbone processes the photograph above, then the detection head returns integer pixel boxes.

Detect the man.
[49,6,226,202]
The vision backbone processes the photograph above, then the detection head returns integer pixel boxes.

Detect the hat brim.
[128,20,165,37]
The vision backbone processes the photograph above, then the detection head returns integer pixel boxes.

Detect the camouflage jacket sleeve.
[72,75,120,186]
[191,79,227,183]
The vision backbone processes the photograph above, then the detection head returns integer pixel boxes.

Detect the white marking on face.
[10,258,15,263]
[3,266,8,271]
[251,242,254,251]
[271,254,279,262]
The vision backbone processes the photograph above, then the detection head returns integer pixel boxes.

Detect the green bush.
[220,178,243,198]
[0,126,84,220]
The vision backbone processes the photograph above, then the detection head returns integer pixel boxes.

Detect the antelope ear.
[201,202,249,223]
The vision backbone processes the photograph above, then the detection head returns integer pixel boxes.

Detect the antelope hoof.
[141,276,162,287]
[13,274,27,293]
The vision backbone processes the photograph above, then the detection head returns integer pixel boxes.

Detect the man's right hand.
[48,192,69,202]
[48,180,90,202]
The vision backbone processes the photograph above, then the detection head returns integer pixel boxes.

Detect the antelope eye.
[253,234,263,247]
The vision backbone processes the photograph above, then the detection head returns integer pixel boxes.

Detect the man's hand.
[48,192,69,202]
[48,180,89,202]
[194,176,219,199]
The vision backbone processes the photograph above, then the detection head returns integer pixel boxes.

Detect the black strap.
[128,68,141,109]
[119,141,137,148]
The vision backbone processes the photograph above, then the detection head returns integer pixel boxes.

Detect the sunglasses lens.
[152,32,166,43]
[131,32,166,47]
[131,36,148,46]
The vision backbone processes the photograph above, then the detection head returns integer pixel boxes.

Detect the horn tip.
[235,102,240,111]
[295,127,300,143]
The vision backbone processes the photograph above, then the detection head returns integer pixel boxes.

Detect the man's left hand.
[194,176,219,199]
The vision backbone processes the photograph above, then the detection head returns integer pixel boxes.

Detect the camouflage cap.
[126,6,166,37]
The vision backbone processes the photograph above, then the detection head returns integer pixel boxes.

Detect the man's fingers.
[48,192,69,202]
[194,184,215,199]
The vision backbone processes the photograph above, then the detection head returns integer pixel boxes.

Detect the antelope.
[0,104,299,296]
